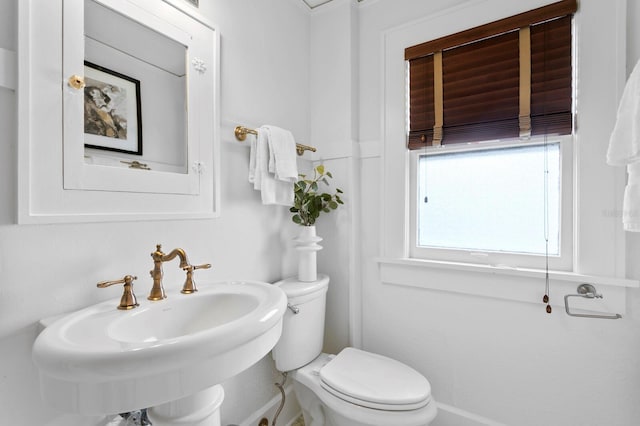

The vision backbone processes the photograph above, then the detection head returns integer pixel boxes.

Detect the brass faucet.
[149,244,190,300]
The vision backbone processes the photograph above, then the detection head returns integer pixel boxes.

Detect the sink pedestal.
[148,385,224,426]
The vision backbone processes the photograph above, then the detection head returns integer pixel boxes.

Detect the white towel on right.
[607,60,640,166]
[607,59,640,231]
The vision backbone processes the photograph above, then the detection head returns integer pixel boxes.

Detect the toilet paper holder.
[564,283,622,320]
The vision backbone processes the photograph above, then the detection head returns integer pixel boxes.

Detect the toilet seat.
[319,348,431,411]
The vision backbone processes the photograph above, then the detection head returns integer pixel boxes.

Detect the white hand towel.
[607,60,640,166]
[248,127,268,190]
[259,172,294,205]
[248,131,259,186]
[264,125,299,182]
[247,127,294,206]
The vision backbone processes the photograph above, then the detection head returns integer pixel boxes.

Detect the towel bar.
[564,283,622,319]
[234,125,316,156]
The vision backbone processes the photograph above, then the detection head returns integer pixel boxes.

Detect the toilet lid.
[319,348,431,411]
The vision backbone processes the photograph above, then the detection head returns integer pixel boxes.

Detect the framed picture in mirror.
[83,61,143,155]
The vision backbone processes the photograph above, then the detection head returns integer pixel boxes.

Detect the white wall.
[308,0,355,355]
[0,0,310,424]
[356,0,640,425]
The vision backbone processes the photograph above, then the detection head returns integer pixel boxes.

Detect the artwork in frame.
[83,61,143,155]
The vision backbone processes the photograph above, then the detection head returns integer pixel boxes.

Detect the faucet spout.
[148,244,190,301]
[161,247,190,269]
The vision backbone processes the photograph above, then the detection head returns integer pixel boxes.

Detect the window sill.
[377,257,638,288]
[376,258,637,314]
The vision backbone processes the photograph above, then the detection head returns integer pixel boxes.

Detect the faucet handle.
[181,263,211,294]
[193,263,212,271]
[97,275,140,310]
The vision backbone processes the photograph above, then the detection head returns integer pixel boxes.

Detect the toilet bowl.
[272,275,437,426]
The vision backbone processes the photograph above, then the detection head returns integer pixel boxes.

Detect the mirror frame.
[17,0,220,223]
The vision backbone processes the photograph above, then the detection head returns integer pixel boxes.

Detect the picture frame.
[83,61,142,155]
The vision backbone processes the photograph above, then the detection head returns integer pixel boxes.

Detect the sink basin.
[32,281,287,415]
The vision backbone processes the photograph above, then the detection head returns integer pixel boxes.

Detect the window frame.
[401,1,577,270]
[408,135,574,270]
[380,0,627,282]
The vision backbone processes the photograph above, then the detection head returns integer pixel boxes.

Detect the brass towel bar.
[234,125,316,156]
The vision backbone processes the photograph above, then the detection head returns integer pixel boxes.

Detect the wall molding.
[358,139,381,158]
[0,48,16,90]
[378,258,631,316]
[435,402,507,426]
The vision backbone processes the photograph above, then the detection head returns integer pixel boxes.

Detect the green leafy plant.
[290,165,344,226]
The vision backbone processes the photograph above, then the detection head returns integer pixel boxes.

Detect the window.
[381,0,626,288]
[409,137,573,269]
[418,143,560,254]
[405,0,576,269]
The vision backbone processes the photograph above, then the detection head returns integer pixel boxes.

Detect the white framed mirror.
[17,0,220,223]
[82,0,189,172]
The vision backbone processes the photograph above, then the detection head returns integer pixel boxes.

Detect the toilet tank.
[271,274,330,372]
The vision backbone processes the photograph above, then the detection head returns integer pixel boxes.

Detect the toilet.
[272,275,437,426]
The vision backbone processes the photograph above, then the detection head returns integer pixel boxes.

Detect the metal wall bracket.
[564,283,622,320]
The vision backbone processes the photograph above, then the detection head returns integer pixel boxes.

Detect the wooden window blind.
[406,0,577,149]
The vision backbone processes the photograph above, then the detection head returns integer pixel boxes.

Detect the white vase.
[295,225,323,282]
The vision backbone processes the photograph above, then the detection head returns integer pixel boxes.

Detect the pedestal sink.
[32,280,287,415]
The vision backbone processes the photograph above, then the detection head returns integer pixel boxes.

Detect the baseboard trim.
[435,402,507,426]
[238,383,301,426]
[236,386,504,426]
